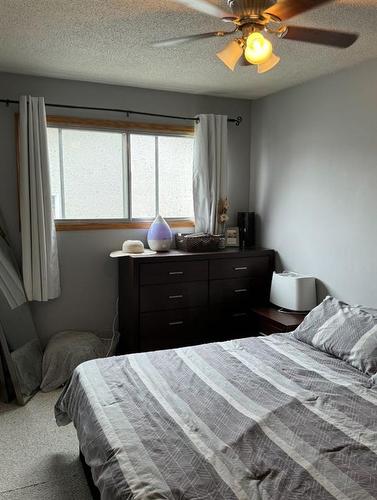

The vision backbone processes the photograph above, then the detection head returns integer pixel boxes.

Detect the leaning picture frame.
[225,227,239,247]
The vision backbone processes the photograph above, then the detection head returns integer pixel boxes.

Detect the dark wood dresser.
[118,248,274,353]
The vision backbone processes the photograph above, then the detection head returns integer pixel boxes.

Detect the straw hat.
[109,240,156,258]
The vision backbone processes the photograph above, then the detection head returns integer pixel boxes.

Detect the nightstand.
[251,306,306,336]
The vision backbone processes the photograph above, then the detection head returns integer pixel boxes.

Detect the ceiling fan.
[153,0,359,74]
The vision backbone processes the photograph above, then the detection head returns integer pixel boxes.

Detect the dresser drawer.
[140,260,208,285]
[209,278,256,307]
[209,256,270,280]
[225,309,254,333]
[209,307,256,342]
[140,308,206,351]
[210,278,271,308]
[141,281,208,312]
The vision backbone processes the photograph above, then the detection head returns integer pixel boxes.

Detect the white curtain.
[193,114,228,234]
[19,96,60,301]
[0,238,26,309]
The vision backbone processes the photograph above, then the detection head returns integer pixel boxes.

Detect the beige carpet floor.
[0,391,92,499]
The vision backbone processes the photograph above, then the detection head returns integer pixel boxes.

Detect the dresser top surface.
[119,247,274,264]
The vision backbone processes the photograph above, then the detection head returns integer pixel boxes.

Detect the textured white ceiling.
[0,0,375,99]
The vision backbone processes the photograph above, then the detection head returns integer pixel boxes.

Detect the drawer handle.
[169,271,184,275]
[232,312,248,318]
[234,288,248,293]
[234,266,248,271]
[169,321,184,326]
[169,294,184,299]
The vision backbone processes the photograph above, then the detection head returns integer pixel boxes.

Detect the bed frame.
[79,451,100,500]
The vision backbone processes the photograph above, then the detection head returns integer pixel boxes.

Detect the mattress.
[55,333,377,499]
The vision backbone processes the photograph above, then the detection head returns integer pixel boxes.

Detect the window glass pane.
[47,126,194,222]
[61,129,124,219]
[158,136,194,218]
[47,128,62,219]
[130,134,156,218]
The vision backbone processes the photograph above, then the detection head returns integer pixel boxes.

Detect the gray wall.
[0,72,251,344]
[251,58,377,307]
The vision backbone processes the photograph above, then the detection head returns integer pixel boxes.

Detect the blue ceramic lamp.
[147,215,172,252]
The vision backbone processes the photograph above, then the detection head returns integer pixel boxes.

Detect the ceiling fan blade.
[258,53,280,73]
[216,40,243,70]
[170,0,234,19]
[152,31,233,47]
[284,26,358,48]
[266,0,332,21]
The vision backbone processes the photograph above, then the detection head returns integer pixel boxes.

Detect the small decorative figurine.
[218,197,230,234]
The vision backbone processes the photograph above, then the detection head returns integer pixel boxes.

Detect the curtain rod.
[0,99,242,126]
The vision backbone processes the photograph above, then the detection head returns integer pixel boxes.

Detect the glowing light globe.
[244,33,273,65]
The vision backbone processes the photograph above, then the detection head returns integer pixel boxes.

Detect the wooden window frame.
[43,115,195,231]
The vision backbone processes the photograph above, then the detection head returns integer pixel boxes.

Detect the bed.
[55,328,377,500]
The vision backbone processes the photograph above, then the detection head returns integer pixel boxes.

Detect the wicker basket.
[175,233,225,252]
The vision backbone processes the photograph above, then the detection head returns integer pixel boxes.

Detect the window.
[46,119,194,227]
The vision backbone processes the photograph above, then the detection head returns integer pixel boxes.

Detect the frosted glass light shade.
[216,40,243,71]
[244,33,272,65]
[258,53,280,74]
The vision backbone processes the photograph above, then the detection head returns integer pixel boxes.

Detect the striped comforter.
[55,334,377,500]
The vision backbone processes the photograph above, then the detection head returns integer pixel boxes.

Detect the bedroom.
[0,0,377,499]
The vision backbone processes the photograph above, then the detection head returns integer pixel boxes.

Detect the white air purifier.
[270,272,317,312]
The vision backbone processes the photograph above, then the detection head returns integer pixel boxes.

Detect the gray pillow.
[294,296,377,375]
[40,330,106,392]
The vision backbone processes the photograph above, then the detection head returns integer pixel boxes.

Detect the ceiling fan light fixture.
[156,0,359,77]
[216,39,243,71]
[257,52,280,73]
[244,32,273,65]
